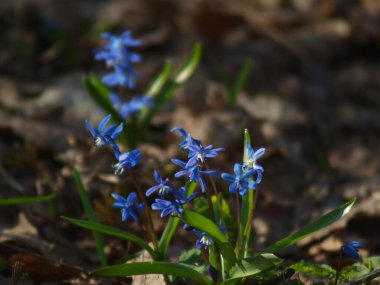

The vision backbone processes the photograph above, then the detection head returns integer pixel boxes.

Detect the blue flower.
[94,31,141,89]
[85,114,123,147]
[151,187,197,217]
[183,224,214,250]
[119,96,154,119]
[113,149,141,175]
[171,158,216,192]
[186,135,224,166]
[221,163,256,196]
[244,142,265,174]
[341,241,366,260]
[111,192,144,222]
[171,127,202,150]
[146,170,174,197]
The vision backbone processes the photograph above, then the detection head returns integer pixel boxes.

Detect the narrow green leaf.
[261,198,356,254]
[174,43,202,84]
[146,61,172,97]
[0,193,57,205]
[0,255,7,272]
[62,216,157,259]
[72,168,107,266]
[221,254,282,285]
[240,129,253,259]
[182,210,236,270]
[228,58,252,106]
[158,181,197,257]
[83,74,130,146]
[92,261,212,285]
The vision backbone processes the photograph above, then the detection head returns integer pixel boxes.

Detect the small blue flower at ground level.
[146,170,174,197]
[85,114,123,147]
[221,163,256,196]
[184,224,214,250]
[186,135,224,166]
[119,96,154,119]
[341,241,366,260]
[113,149,141,175]
[94,31,141,89]
[151,187,197,217]
[244,142,265,174]
[111,192,144,222]
[171,158,216,192]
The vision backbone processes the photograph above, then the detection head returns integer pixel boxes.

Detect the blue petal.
[98,114,112,133]
[127,192,137,204]
[85,120,97,138]
[111,193,126,203]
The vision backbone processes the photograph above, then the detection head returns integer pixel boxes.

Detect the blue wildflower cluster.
[221,142,265,196]
[85,114,142,221]
[94,31,154,121]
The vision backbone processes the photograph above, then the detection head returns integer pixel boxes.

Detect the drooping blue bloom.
[151,187,197,217]
[111,192,144,222]
[171,158,216,192]
[85,114,123,147]
[183,224,214,250]
[244,142,265,174]
[119,96,154,119]
[146,170,174,197]
[113,149,141,175]
[94,31,141,89]
[186,135,224,166]
[341,241,366,260]
[221,163,256,196]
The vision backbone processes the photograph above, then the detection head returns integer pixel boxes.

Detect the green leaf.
[0,255,7,272]
[179,248,206,273]
[0,193,57,205]
[92,261,212,285]
[174,43,202,84]
[221,254,282,285]
[158,181,197,257]
[182,210,236,270]
[61,216,158,259]
[228,58,252,107]
[83,74,130,146]
[290,261,335,278]
[261,198,356,254]
[145,61,172,97]
[241,129,253,259]
[72,168,107,266]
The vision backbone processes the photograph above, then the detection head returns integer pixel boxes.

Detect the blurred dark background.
[1,0,380,282]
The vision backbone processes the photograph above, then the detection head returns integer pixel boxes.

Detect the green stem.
[235,192,242,259]
[242,188,259,257]
[334,250,343,285]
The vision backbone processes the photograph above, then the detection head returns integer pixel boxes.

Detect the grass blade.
[62,216,158,259]
[72,167,107,266]
[0,193,57,205]
[92,261,212,285]
[261,198,356,254]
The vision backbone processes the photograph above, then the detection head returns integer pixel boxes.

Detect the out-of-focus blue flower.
[341,241,366,260]
[111,192,144,222]
[94,31,141,89]
[85,114,123,147]
[146,170,174,197]
[119,96,154,118]
[186,135,224,166]
[244,142,265,174]
[171,158,216,192]
[151,187,197,217]
[171,127,202,150]
[113,149,141,175]
[183,224,213,250]
[221,163,256,196]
